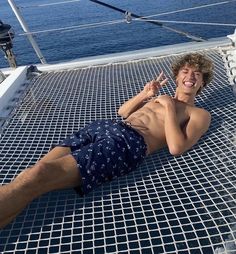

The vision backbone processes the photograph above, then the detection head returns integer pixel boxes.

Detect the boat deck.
[0,44,236,253]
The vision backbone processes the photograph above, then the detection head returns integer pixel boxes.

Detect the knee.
[22,155,80,193]
[17,161,48,186]
[20,160,62,195]
[9,161,49,199]
[30,160,61,186]
[32,160,50,179]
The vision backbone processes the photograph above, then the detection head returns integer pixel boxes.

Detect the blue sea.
[0,0,236,68]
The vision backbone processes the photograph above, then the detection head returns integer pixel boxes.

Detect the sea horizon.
[1,0,236,68]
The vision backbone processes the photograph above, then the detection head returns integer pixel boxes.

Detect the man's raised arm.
[118,72,168,119]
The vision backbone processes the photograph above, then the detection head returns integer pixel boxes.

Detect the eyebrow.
[181,67,201,73]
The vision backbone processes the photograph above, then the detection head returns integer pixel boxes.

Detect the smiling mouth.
[183,81,195,88]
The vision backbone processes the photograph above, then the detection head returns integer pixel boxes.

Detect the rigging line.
[18,19,125,36]
[136,19,236,27]
[144,0,236,18]
[89,0,205,42]
[17,2,233,38]
[19,0,81,9]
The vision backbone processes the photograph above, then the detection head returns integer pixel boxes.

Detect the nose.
[187,71,195,80]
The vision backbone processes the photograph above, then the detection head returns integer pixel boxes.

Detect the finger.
[146,82,151,91]
[155,71,164,82]
[149,81,158,89]
[148,81,153,86]
[150,80,156,86]
[144,82,151,89]
[160,78,169,86]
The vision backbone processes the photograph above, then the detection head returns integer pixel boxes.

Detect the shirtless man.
[0,53,213,228]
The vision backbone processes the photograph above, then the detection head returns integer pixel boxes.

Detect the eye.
[194,72,201,77]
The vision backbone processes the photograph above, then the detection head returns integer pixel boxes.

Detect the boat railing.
[3,0,236,68]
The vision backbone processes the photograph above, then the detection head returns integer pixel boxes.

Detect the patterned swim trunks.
[56,119,147,195]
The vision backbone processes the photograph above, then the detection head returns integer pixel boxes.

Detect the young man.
[0,53,213,228]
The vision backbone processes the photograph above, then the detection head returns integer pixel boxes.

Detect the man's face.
[176,64,204,95]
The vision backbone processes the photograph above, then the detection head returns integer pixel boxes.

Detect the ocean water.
[0,0,236,68]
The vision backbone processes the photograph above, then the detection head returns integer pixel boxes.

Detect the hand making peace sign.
[143,71,168,98]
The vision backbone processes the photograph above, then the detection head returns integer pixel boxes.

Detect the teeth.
[184,81,194,87]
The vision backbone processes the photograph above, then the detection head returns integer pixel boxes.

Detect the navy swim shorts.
[56,119,147,195]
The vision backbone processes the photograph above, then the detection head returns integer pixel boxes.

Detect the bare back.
[125,98,201,154]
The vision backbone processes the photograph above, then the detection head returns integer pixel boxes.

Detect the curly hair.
[171,53,214,90]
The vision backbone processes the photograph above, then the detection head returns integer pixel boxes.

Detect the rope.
[16,0,236,38]
[136,19,236,28]
[19,0,81,8]
[18,17,236,37]
[17,18,203,42]
[89,0,205,42]
[145,0,236,18]
[18,19,125,36]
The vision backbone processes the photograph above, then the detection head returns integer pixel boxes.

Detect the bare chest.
[126,99,192,153]
[145,100,190,127]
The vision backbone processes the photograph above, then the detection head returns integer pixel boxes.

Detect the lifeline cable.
[89,0,206,42]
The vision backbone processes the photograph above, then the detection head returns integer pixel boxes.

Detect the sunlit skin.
[0,64,211,229]
[175,65,204,100]
[119,66,210,155]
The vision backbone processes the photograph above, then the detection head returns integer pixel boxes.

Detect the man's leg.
[39,146,72,162]
[0,148,82,229]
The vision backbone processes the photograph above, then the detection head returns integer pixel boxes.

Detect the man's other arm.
[156,95,211,156]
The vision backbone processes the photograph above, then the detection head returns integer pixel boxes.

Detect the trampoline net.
[0,48,236,254]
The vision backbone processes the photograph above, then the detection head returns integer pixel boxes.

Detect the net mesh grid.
[0,48,236,254]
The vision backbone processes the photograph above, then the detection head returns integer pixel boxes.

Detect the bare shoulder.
[189,106,211,130]
[191,106,211,120]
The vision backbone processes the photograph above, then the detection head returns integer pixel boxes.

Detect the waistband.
[117,120,146,142]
